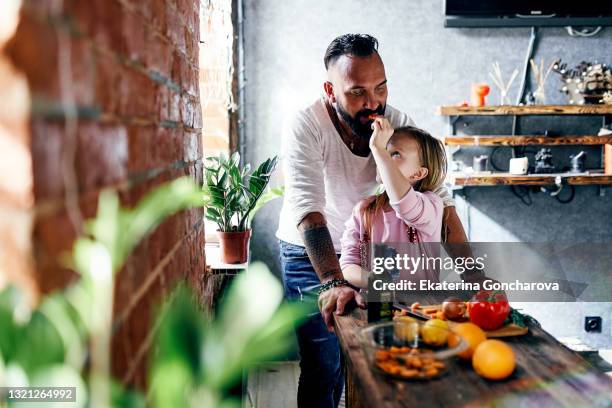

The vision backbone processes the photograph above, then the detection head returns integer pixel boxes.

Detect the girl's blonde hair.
[363,126,448,240]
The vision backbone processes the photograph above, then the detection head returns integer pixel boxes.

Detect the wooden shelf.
[444,135,612,146]
[449,172,612,186]
[438,105,612,116]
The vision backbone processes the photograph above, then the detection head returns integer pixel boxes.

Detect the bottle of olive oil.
[367,245,396,323]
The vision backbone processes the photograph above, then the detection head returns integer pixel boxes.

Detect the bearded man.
[276,33,465,408]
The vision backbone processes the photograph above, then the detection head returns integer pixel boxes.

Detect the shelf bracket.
[446,115,462,168]
[448,115,460,136]
[447,145,461,157]
[511,114,520,136]
[602,115,611,183]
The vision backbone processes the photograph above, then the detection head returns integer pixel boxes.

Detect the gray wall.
[242,0,612,347]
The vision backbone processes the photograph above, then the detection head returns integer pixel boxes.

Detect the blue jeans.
[279,240,344,408]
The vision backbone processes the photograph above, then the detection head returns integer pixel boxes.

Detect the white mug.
[509,157,529,175]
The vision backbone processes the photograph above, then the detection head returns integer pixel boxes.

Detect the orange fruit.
[472,339,516,380]
[448,322,486,359]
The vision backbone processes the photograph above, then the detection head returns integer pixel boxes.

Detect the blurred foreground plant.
[0,177,203,407]
[150,263,308,408]
[0,177,304,407]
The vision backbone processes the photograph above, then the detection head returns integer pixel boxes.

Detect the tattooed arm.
[298,212,365,331]
[299,212,343,281]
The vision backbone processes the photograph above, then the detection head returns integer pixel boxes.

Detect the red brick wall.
[4,0,205,388]
[0,2,34,300]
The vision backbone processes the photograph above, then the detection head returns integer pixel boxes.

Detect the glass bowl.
[359,319,467,381]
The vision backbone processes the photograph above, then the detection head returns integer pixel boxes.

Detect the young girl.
[339,118,447,287]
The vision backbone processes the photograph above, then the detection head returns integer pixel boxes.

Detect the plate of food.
[360,318,467,381]
[396,292,538,338]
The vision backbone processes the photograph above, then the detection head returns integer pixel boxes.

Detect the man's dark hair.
[323,34,379,70]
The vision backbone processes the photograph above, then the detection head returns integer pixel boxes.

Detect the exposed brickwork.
[0,1,36,302]
[3,0,204,389]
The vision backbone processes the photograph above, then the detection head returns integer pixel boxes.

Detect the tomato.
[468,290,510,331]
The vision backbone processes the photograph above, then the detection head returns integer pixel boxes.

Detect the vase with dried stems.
[489,62,518,106]
[530,58,555,105]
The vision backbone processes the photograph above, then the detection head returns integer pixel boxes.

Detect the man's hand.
[318,285,366,332]
[298,212,366,331]
[369,117,394,152]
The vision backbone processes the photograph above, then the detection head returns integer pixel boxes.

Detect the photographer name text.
[371,279,560,292]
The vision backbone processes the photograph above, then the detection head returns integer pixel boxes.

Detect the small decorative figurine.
[534,148,556,174]
[570,151,587,173]
[489,62,518,106]
[471,83,490,107]
[553,60,612,104]
[473,155,489,172]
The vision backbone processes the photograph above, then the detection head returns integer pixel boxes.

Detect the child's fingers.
[380,118,392,130]
[373,118,390,133]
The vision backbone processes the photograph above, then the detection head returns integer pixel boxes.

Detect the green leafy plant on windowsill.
[0,177,307,407]
[203,152,279,263]
[250,185,284,221]
[204,152,278,232]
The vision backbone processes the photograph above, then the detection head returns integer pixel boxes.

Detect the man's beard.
[335,101,386,140]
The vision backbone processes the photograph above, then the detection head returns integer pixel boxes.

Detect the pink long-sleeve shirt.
[340,188,443,281]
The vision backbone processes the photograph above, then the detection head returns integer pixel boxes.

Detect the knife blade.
[393,303,431,321]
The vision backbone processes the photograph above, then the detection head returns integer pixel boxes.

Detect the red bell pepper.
[468,290,510,331]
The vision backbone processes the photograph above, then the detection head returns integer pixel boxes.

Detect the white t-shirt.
[276,96,454,252]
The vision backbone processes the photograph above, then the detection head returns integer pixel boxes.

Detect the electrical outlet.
[584,316,602,333]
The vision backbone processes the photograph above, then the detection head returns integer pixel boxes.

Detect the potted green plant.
[204,152,278,264]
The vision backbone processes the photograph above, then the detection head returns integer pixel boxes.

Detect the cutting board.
[419,304,528,338]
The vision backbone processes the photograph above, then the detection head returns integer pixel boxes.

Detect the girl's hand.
[369,117,394,152]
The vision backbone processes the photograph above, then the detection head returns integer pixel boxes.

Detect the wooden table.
[335,307,612,407]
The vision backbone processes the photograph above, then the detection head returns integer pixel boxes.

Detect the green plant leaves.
[0,287,25,365]
[149,284,204,407]
[0,175,299,408]
[12,311,65,374]
[239,157,279,230]
[204,153,278,232]
[0,289,67,377]
[110,380,146,408]
[248,186,284,229]
[201,262,310,389]
[83,177,204,271]
[29,365,88,407]
[38,294,87,370]
[149,262,309,407]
